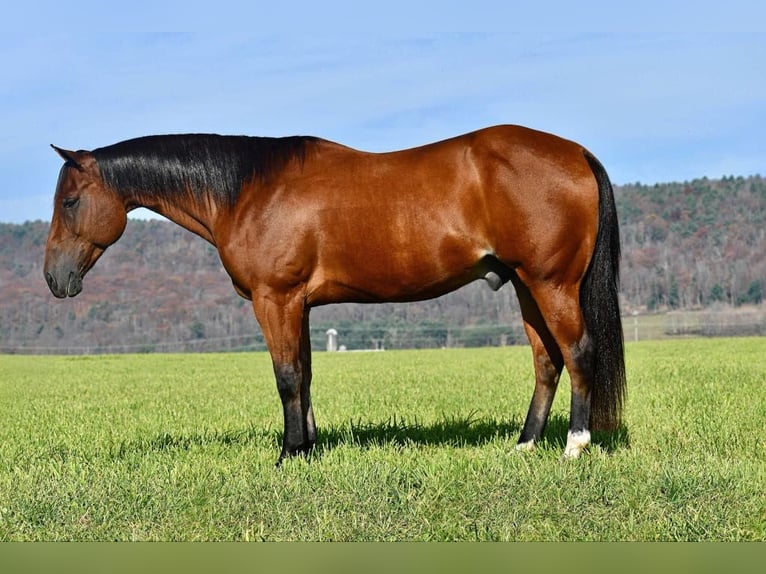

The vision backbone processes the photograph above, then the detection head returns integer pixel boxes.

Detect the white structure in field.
[326,328,338,352]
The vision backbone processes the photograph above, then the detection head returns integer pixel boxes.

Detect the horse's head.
[44,146,127,298]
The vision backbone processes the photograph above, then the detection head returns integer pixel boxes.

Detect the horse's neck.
[129,195,219,245]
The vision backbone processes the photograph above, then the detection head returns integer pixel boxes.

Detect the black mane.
[91,134,318,208]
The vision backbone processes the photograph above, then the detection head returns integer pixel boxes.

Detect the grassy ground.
[0,338,764,541]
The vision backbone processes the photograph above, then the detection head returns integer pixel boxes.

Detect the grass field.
[0,338,764,541]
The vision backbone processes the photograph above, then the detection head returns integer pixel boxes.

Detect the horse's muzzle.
[45,270,83,298]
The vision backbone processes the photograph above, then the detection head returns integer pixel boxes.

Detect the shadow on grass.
[318,412,523,452]
[319,412,631,456]
[105,413,630,460]
[106,424,276,460]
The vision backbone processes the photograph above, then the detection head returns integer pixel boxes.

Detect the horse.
[44,125,626,464]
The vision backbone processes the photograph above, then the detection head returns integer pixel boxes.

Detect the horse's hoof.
[515,440,536,453]
[562,430,591,459]
[275,442,316,467]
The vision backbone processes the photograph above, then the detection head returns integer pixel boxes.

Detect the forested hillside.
[1,175,763,353]
[616,175,764,309]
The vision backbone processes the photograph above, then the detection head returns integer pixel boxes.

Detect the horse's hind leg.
[526,281,594,458]
[512,275,564,450]
[299,310,317,450]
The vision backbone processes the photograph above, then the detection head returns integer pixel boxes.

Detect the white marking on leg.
[563,430,591,459]
[515,439,536,452]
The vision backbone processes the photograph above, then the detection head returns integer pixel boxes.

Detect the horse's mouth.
[45,271,83,298]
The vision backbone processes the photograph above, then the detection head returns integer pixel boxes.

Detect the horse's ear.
[51,145,91,170]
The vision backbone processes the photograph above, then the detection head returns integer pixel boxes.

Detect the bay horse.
[44,125,625,463]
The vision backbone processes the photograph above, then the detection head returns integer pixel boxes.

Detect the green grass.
[1,338,764,541]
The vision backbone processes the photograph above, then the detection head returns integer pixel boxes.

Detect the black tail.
[581,150,626,431]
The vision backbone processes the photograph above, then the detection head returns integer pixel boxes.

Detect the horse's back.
[221,125,600,305]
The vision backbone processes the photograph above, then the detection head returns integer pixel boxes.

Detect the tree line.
[616,175,764,310]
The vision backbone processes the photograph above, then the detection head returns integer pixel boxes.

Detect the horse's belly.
[307,242,493,305]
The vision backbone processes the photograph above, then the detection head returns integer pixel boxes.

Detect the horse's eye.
[63,197,80,209]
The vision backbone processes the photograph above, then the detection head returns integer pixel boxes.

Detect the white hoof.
[563,430,591,459]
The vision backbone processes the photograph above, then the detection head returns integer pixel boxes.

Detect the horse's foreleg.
[253,291,314,464]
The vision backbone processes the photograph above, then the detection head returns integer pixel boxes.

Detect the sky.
[1,2,765,223]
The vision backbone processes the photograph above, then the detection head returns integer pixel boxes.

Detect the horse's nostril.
[66,271,83,297]
[45,272,56,289]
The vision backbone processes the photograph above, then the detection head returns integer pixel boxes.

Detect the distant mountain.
[1,175,763,353]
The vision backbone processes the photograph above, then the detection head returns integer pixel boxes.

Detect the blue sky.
[1,2,765,223]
